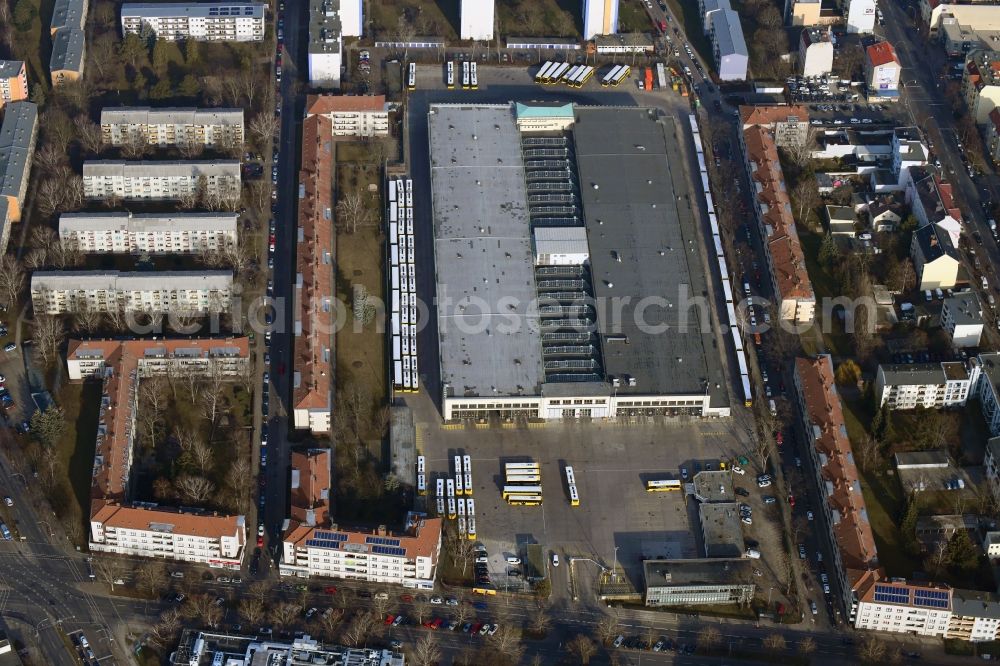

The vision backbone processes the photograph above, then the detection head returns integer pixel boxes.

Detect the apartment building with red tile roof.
[290,449,330,527]
[793,355,879,620]
[304,94,389,137]
[738,105,811,146]
[292,115,333,434]
[67,338,250,566]
[851,568,954,636]
[740,122,816,323]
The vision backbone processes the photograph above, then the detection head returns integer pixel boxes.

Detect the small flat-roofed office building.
[644,558,755,607]
[428,103,729,423]
[698,503,745,558]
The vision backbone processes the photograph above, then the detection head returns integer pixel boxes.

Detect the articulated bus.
[611,65,631,87]
[407,62,416,91]
[417,474,427,495]
[447,497,457,519]
[535,61,555,84]
[470,62,479,90]
[505,474,541,483]
[502,485,543,499]
[569,484,580,506]
[572,65,595,88]
[455,474,464,495]
[504,462,540,472]
[464,473,472,495]
[467,516,477,540]
[462,61,471,89]
[564,465,576,486]
[506,494,543,506]
[446,61,455,89]
[454,455,463,475]
[550,62,570,83]
[435,478,444,498]
[601,65,623,87]
[646,479,683,492]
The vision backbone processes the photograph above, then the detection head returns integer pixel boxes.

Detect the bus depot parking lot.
[417,418,757,595]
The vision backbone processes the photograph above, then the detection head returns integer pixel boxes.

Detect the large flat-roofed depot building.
[428,103,729,421]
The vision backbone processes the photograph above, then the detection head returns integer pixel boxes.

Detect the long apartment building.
[31,270,233,314]
[292,114,333,434]
[49,0,86,86]
[280,444,440,586]
[308,0,344,88]
[875,361,975,409]
[852,570,953,636]
[305,95,389,137]
[0,101,37,230]
[121,2,266,42]
[59,212,239,254]
[101,107,244,148]
[740,110,816,324]
[793,355,879,620]
[977,352,1000,437]
[69,338,250,568]
[708,8,749,81]
[0,61,27,109]
[82,160,241,201]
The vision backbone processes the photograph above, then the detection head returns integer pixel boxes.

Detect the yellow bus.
[472,585,497,596]
[506,495,543,506]
[502,485,542,499]
[646,479,682,492]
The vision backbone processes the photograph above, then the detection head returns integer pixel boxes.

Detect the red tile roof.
[739,104,810,128]
[866,41,899,68]
[91,499,245,543]
[795,356,878,571]
[294,115,334,417]
[852,568,952,609]
[290,449,330,527]
[306,94,387,115]
[284,515,443,563]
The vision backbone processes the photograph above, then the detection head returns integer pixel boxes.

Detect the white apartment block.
[90,501,246,569]
[82,161,241,201]
[461,0,495,40]
[304,95,389,137]
[875,361,974,409]
[308,0,343,88]
[842,0,876,33]
[583,0,620,38]
[60,212,238,255]
[854,596,953,636]
[121,3,266,42]
[942,292,984,348]
[977,353,1000,437]
[101,107,244,148]
[985,437,1000,502]
[338,0,363,37]
[280,515,442,588]
[31,270,233,314]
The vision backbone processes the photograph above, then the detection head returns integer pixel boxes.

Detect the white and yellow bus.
[506,494,543,506]
[502,485,542,499]
[446,61,455,89]
[407,62,416,91]
[646,479,682,492]
[569,484,580,506]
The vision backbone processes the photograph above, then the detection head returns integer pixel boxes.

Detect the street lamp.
[768,586,774,607]
[611,546,619,583]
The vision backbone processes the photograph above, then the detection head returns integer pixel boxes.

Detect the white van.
[745,548,761,559]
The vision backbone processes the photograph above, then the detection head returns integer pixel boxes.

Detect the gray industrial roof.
[0,61,22,79]
[121,2,266,19]
[712,9,748,58]
[698,502,744,558]
[879,361,968,386]
[31,270,233,291]
[50,27,86,75]
[894,450,950,468]
[309,0,342,54]
[644,558,753,588]
[429,104,543,398]
[0,102,36,199]
[59,212,239,234]
[952,590,1000,620]
[692,470,733,502]
[83,160,241,178]
[101,107,244,126]
[574,107,724,400]
[944,291,983,326]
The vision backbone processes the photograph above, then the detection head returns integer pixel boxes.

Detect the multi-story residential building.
[304,95,389,137]
[887,127,929,192]
[290,449,331,527]
[308,0,343,88]
[700,0,731,34]
[338,0,363,37]
[793,355,879,619]
[852,571,953,636]
[988,108,1000,165]
[841,0,876,33]
[907,167,962,228]
[59,212,238,254]
[69,337,250,568]
[0,61,27,109]
[979,353,1000,437]
[293,115,333,434]
[874,361,974,409]
[962,50,1000,124]
[643,559,755,607]
[941,291,984,347]
[948,590,1000,642]
[281,514,442,587]
[82,161,241,201]
[173,631,404,666]
[800,27,834,77]
[461,0,494,40]
[865,41,901,99]
[911,221,961,289]
[120,3,266,42]
[0,101,38,226]
[986,436,1000,500]
[922,0,1000,33]
[49,0,86,86]
[583,0,620,38]
[31,271,233,314]
[100,107,244,148]
[740,116,816,323]
[708,8,749,81]
[739,105,811,146]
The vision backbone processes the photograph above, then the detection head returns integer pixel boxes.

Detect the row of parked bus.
[688,114,752,408]
[433,458,476,539]
[533,62,596,88]
[388,178,418,393]
[445,60,479,90]
[503,461,542,506]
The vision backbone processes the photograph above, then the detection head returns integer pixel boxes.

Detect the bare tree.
[486,624,525,663]
[249,112,280,148]
[175,474,215,503]
[411,599,429,625]
[136,560,168,596]
[238,597,266,626]
[239,69,258,107]
[528,605,552,636]
[0,255,23,306]
[89,33,118,80]
[343,610,375,647]
[73,309,102,335]
[857,635,886,663]
[75,117,104,155]
[697,626,722,651]
[269,602,301,630]
[184,594,223,628]
[247,581,271,606]
[147,608,182,649]
[34,144,67,174]
[223,75,242,106]
[319,607,344,639]
[336,191,374,233]
[92,557,127,591]
[798,636,817,658]
[595,614,621,645]
[565,634,597,664]
[32,315,66,368]
[121,131,149,159]
[189,437,215,475]
[410,634,441,666]
[372,592,391,620]
[763,633,787,654]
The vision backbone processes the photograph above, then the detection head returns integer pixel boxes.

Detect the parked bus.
[446,478,455,498]
[467,516,477,540]
[505,474,541,483]
[572,65,595,88]
[436,497,445,515]
[564,465,576,486]
[464,473,472,495]
[454,455,463,474]
[446,61,455,89]
[506,494,543,506]
[417,455,425,475]
[455,474,464,496]
[436,478,444,498]
[447,497,457,519]
[502,485,543,499]
[569,484,580,506]
[504,462,540,472]
[601,65,623,86]
[472,584,497,595]
[466,498,476,515]
[549,62,570,83]
[534,61,555,84]
[462,61,471,89]
[646,479,682,492]
[417,474,426,495]
[463,454,472,474]
[407,62,416,91]
[611,65,631,86]
[561,64,581,84]
[470,62,479,90]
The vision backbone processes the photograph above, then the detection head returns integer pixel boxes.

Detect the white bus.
[569,484,580,506]
[455,474,464,496]
[417,474,427,495]
[463,454,472,475]
[436,478,444,497]
[561,65,581,84]
[464,473,472,495]
[646,479,683,492]
[436,497,445,515]
[454,455,463,475]
[611,65,631,86]
[564,465,576,486]
[457,498,466,517]
[502,485,543,499]
[417,455,425,474]
[446,478,455,498]
[446,61,455,89]
[571,65,595,88]
[407,62,416,91]
[601,65,623,87]
[505,462,540,472]
[506,494,543,506]
[505,474,541,483]
[462,61,471,89]
[466,498,476,515]
[535,61,555,84]
[467,516,477,539]
[448,497,457,519]
[550,62,570,83]
[470,62,479,90]
[458,515,467,537]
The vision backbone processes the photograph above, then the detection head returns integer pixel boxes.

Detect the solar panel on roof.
[874,584,910,605]
[366,536,401,547]
[913,589,949,609]
[314,531,347,541]
[306,539,341,549]
[371,545,407,557]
